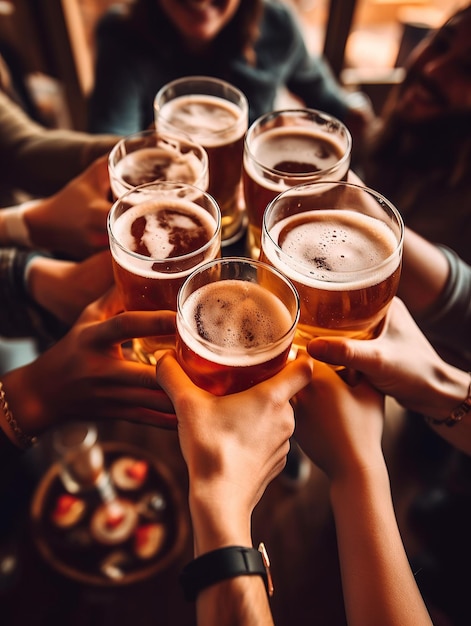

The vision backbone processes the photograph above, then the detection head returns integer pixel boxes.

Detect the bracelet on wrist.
[0,381,37,449]
[424,372,471,428]
[179,543,273,602]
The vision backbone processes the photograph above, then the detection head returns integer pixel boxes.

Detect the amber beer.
[243,109,351,259]
[154,77,248,244]
[260,182,403,347]
[176,258,299,395]
[108,129,208,200]
[108,182,221,364]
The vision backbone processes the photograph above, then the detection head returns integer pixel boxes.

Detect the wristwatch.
[179,542,274,602]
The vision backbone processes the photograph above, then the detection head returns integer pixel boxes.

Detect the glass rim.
[244,107,352,179]
[108,128,209,191]
[262,180,404,283]
[176,256,300,356]
[107,180,221,264]
[154,75,249,138]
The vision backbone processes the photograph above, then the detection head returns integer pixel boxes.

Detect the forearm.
[398,228,450,317]
[188,487,274,626]
[1,360,54,442]
[196,577,273,626]
[420,367,471,455]
[189,487,252,556]
[0,92,116,195]
[330,464,433,626]
[411,358,470,422]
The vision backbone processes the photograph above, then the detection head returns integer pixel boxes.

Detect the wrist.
[188,487,252,556]
[422,366,470,421]
[0,377,38,449]
[21,198,50,248]
[1,365,53,441]
[0,202,37,247]
[179,543,273,602]
[25,255,54,308]
[423,369,471,426]
[329,458,390,505]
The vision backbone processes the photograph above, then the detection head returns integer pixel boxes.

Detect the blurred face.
[158,0,241,52]
[395,9,471,122]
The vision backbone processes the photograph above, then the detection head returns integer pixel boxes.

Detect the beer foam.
[111,198,217,278]
[158,95,246,147]
[179,280,294,366]
[265,210,400,290]
[113,147,204,190]
[245,127,348,192]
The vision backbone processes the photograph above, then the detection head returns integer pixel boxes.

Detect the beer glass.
[260,181,403,350]
[176,257,300,396]
[108,129,209,200]
[108,181,221,364]
[243,108,352,260]
[154,76,248,245]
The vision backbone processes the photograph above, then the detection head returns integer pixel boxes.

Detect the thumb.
[255,353,313,402]
[155,350,205,408]
[85,154,113,193]
[307,337,377,377]
[79,286,125,322]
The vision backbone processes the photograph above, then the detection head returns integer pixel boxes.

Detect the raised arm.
[0,293,177,456]
[0,155,113,260]
[294,362,433,626]
[398,227,451,316]
[0,90,117,196]
[155,351,313,626]
[307,297,471,455]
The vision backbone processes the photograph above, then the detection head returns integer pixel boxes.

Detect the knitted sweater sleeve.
[0,247,66,344]
[0,91,117,197]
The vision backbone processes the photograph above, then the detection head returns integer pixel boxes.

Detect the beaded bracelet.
[0,381,37,449]
[425,372,471,428]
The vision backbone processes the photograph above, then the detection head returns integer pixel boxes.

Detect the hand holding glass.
[260,181,403,349]
[108,181,221,364]
[176,257,300,395]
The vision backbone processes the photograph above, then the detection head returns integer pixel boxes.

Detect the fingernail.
[308,339,329,358]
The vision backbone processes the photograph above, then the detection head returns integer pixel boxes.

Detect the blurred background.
[0,0,467,131]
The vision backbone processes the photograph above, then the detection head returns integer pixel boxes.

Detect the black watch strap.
[179,543,273,602]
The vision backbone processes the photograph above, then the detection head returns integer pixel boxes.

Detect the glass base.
[221,212,248,247]
[131,336,176,365]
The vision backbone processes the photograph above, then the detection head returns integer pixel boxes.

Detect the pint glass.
[243,108,352,260]
[108,129,209,200]
[260,181,403,349]
[108,181,221,364]
[176,257,300,395]
[154,76,248,245]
